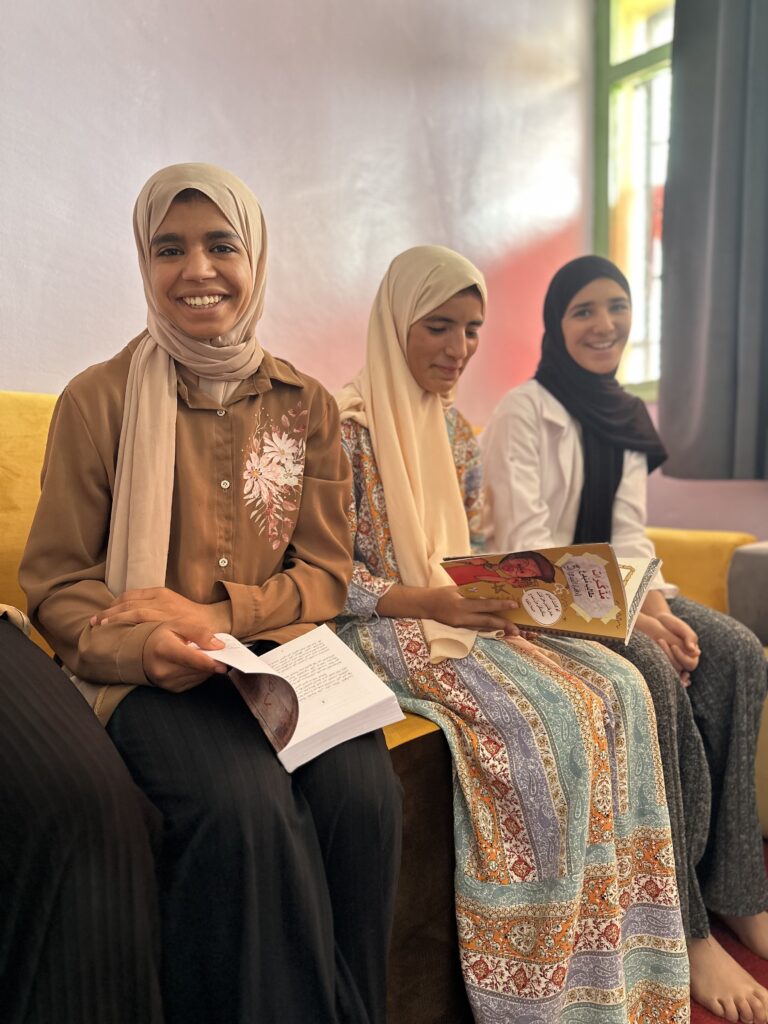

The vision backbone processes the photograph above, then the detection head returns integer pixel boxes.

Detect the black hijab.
[534,255,667,544]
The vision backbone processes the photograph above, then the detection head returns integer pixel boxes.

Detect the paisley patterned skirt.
[341,617,690,1023]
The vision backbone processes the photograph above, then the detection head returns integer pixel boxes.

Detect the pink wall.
[645,407,768,538]
[460,220,586,424]
[647,472,768,539]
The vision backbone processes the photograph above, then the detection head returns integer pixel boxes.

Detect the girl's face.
[406,287,484,395]
[560,277,631,374]
[149,195,253,338]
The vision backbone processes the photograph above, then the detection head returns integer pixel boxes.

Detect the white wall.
[1,0,591,425]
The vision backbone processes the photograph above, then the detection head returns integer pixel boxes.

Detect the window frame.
[593,0,673,397]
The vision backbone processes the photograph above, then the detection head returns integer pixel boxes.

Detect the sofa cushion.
[0,391,58,615]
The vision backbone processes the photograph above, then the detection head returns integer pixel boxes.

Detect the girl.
[482,254,768,1024]
[336,246,689,1023]
[20,163,402,1024]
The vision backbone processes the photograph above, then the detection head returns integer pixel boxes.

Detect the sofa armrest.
[646,527,757,613]
[728,542,768,645]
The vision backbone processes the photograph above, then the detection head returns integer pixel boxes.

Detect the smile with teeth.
[181,295,225,307]
[585,339,618,349]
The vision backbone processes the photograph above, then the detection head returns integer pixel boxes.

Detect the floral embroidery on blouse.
[243,402,307,549]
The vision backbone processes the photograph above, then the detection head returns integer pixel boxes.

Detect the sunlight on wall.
[1,0,591,424]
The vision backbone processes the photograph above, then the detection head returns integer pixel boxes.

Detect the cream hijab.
[105,163,267,596]
[336,245,487,662]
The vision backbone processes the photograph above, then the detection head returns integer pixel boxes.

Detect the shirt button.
[217,408,226,416]
[218,557,229,568]
[220,479,230,490]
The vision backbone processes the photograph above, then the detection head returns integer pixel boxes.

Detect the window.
[594,0,674,394]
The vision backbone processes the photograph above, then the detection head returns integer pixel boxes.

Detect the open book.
[441,543,660,644]
[203,624,404,772]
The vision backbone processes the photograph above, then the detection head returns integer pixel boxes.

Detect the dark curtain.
[659,0,768,479]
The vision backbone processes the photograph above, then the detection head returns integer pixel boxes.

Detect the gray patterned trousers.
[615,596,768,938]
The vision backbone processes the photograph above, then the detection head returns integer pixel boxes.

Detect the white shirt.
[480,379,674,594]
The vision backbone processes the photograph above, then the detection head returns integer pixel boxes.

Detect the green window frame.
[593,0,673,399]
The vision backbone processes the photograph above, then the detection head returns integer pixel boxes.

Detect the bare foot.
[722,912,768,960]
[688,935,768,1023]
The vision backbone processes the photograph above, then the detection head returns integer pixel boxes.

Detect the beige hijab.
[105,163,267,596]
[336,245,487,662]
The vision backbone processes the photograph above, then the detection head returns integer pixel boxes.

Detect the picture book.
[441,543,661,643]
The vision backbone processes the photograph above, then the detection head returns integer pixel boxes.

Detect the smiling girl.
[20,163,401,1024]
[335,246,689,1024]
[482,254,768,1024]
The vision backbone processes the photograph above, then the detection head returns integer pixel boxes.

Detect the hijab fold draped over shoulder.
[107,163,267,596]
[534,255,667,544]
[336,246,487,663]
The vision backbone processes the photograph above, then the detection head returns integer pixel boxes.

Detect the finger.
[656,638,682,672]
[679,671,691,688]
[462,598,519,611]
[93,608,166,626]
[678,622,698,645]
[492,623,521,636]
[473,615,520,632]
[167,622,226,651]
[91,595,174,622]
[669,644,698,671]
[662,615,699,650]
[655,631,681,660]
[665,646,690,674]
[91,603,148,625]
[163,639,226,676]
[91,605,125,624]
[680,630,699,652]
[118,588,163,601]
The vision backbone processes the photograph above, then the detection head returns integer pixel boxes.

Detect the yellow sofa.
[0,391,57,644]
[2,389,766,1024]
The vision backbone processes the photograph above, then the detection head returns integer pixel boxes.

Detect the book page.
[203,633,273,674]
[258,625,398,747]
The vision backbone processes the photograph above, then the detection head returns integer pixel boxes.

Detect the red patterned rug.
[690,845,768,1023]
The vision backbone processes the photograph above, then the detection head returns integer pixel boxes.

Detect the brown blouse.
[20,336,353,721]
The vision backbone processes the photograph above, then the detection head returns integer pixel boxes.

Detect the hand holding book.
[198,625,404,772]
